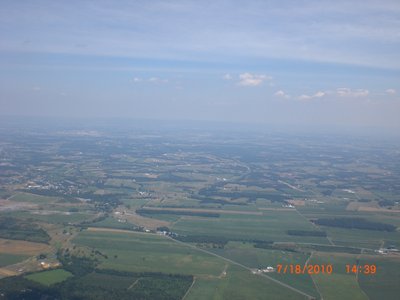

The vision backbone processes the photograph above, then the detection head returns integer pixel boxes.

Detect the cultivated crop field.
[73,230,227,276]
[172,211,331,244]
[25,269,73,286]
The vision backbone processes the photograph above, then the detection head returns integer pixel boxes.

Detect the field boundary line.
[181,276,196,300]
[307,252,324,300]
[128,278,140,290]
[295,208,334,246]
[86,227,158,235]
[141,206,263,216]
[278,180,305,192]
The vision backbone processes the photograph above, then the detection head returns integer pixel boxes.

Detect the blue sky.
[1,0,399,131]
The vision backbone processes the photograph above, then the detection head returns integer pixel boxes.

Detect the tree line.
[314,217,396,232]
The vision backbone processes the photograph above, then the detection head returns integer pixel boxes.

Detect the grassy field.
[62,270,193,299]
[139,212,181,222]
[7,210,96,224]
[358,256,400,300]
[73,229,319,299]
[312,273,367,300]
[322,227,399,249]
[0,253,29,267]
[0,238,50,255]
[209,242,319,298]
[88,216,137,230]
[186,265,306,300]
[78,272,135,289]
[172,211,330,244]
[73,230,226,276]
[25,269,73,286]
[310,253,368,300]
[10,193,59,204]
[299,209,400,249]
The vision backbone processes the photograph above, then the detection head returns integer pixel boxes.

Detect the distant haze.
[0,0,399,133]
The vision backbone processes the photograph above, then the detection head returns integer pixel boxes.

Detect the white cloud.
[299,94,312,101]
[336,88,369,97]
[314,91,325,98]
[298,91,326,101]
[238,73,271,86]
[297,88,376,101]
[223,73,232,80]
[386,88,396,95]
[274,90,290,99]
[148,77,168,83]
[132,77,168,83]
[32,86,41,91]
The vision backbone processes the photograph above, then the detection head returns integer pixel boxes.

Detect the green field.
[73,230,226,276]
[140,213,182,222]
[73,230,319,299]
[186,265,305,300]
[323,227,400,249]
[0,253,29,267]
[358,257,400,300]
[10,193,60,204]
[299,209,400,249]
[25,269,73,286]
[0,216,51,243]
[6,210,96,224]
[209,242,319,298]
[312,273,367,300]
[88,216,137,230]
[310,253,368,300]
[66,271,193,299]
[172,211,331,244]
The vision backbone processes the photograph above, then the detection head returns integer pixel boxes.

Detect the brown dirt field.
[122,211,170,230]
[141,207,263,215]
[0,238,50,255]
[258,207,296,211]
[288,200,305,206]
[0,199,37,211]
[346,201,358,211]
[346,201,400,212]
[87,227,133,234]
[357,207,400,213]
[87,227,156,236]
[0,268,18,276]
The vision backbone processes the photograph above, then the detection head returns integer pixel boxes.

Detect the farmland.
[0,121,399,298]
[25,269,73,286]
[73,230,226,276]
[172,211,331,244]
[0,254,29,267]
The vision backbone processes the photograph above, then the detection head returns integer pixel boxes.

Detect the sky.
[1,0,400,132]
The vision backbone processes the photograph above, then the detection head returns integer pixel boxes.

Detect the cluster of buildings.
[251,266,275,274]
[27,180,81,196]
[39,261,61,270]
[282,204,295,208]
[376,246,399,255]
